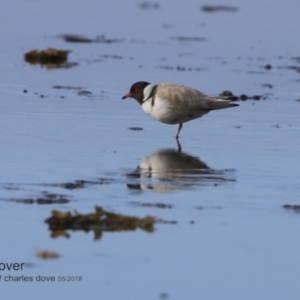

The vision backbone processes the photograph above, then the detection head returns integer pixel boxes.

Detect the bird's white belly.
[141,97,206,124]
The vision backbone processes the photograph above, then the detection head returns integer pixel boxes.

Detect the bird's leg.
[175,138,182,153]
[175,123,183,139]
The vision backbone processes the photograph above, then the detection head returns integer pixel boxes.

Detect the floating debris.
[159,292,169,300]
[158,65,202,72]
[283,204,300,212]
[52,85,83,90]
[292,57,300,64]
[274,58,300,73]
[262,84,273,89]
[219,90,239,101]
[10,192,71,205]
[263,64,272,70]
[280,65,300,73]
[170,36,206,42]
[60,34,122,44]
[195,206,204,210]
[138,1,159,9]
[45,206,155,240]
[132,202,173,209]
[201,5,238,13]
[156,219,177,225]
[128,127,143,131]
[36,251,60,259]
[219,91,265,101]
[45,178,114,190]
[60,35,94,43]
[78,90,92,96]
[100,54,123,59]
[24,48,71,67]
[127,184,144,190]
[242,94,261,100]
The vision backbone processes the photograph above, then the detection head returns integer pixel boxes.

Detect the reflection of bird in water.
[127,149,235,193]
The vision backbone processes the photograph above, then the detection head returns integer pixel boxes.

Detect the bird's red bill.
[122,92,132,99]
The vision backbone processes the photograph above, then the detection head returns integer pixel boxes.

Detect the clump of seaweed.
[24,48,73,68]
[36,250,60,260]
[45,206,155,240]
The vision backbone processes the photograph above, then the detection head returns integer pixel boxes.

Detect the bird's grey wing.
[157,83,238,112]
[156,83,211,111]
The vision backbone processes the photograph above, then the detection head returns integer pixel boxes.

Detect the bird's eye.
[134,87,139,92]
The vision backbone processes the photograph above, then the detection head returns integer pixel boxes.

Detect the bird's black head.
[122,81,151,104]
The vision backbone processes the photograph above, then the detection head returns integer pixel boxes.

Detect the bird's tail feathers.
[207,98,239,110]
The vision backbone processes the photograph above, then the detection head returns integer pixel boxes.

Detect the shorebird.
[122,81,238,138]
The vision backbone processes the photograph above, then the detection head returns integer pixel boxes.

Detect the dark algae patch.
[170,36,206,42]
[263,64,273,70]
[158,65,203,72]
[60,34,95,43]
[131,202,173,209]
[201,5,238,13]
[24,48,70,66]
[45,206,155,240]
[128,127,143,131]
[100,54,123,59]
[57,180,87,190]
[219,90,266,101]
[52,85,83,90]
[283,204,300,212]
[36,251,60,260]
[262,84,273,89]
[49,178,114,190]
[239,94,262,101]
[138,1,160,10]
[60,34,122,44]
[52,85,93,97]
[10,192,71,205]
[78,90,92,97]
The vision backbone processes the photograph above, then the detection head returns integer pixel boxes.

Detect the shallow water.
[1,0,300,299]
